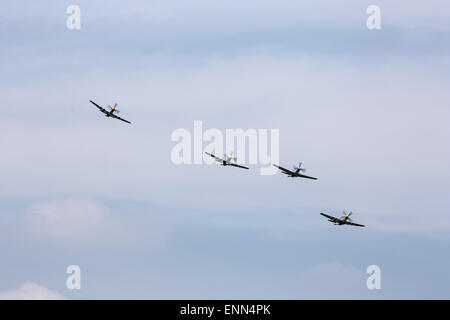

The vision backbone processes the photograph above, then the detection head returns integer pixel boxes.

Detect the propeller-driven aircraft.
[273,162,317,180]
[90,100,131,124]
[205,152,249,170]
[320,211,365,227]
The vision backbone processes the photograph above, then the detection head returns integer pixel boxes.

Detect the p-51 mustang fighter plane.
[205,152,249,170]
[273,162,317,180]
[320,211,365,227]
[90,100,131,124]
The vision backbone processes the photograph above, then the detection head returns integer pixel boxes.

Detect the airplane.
[205,152,249,170]
[89,100,131,124]
[273,162,317,180]
[320,211,365,227]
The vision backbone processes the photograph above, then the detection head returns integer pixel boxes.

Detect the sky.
[0,1,449,299]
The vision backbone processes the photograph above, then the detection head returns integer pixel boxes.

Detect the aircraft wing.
[273,164,295,175]
[205,152,224,162]
[110,113,131,124]
[344,221,365,227]
[229,163,249,170]
[294,172,317,180]
[320,213,341,223]
[90,100,109,115]
[273,164,317,179]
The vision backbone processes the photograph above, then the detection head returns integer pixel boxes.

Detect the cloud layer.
[1,0,449,299]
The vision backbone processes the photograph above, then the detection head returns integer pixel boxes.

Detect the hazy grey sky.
[0,1,449,299]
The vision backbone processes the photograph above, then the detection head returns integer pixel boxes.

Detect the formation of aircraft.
[273,162,317,180]
[90,100,131,124]
[88,100,366,228]
[320,211,365,227]
[205,152,249,170]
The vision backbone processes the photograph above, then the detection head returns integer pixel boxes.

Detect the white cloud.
[25,198,109,239]
[0,282,66,300]
[22,198,167,249]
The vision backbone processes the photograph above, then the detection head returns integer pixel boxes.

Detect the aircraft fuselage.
[222,160,232,166]
[330,217,348,225]
[106,109,116,117]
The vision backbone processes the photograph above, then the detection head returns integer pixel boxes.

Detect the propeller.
[225,151,237,162]
[293,162,306,172]
[341,211,353,220]
[107,103,120,113]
